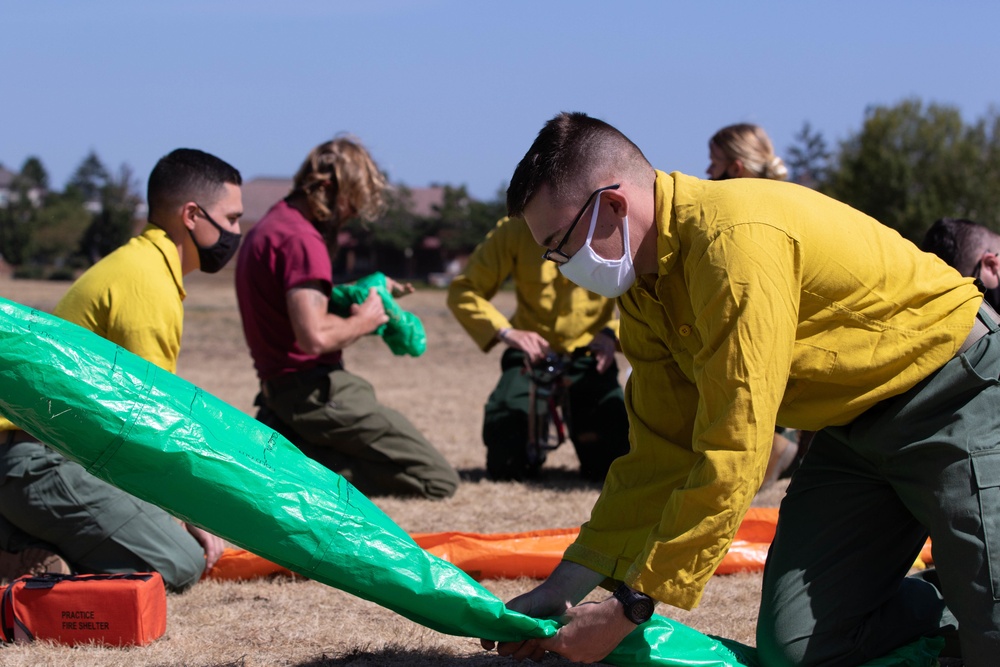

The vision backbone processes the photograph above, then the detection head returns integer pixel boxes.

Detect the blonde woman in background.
[707,123,802,486]
[707,122,788,181]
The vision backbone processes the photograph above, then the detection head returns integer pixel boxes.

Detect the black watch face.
[630,597,654,623]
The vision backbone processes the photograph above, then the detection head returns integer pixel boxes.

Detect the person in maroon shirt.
[235,136,458,499]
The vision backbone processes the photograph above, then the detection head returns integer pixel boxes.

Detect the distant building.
[403,184,446,218]
[239,178,294,226]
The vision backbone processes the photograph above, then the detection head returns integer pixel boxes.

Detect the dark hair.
[921,217,999,276]
[147,149,242,219]
[506,112,652,218]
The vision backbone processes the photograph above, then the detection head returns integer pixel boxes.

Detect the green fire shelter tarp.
[0,297,942,666]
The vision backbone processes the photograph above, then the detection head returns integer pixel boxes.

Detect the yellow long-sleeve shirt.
[447,216,618,354]
[563,171,981,610]
[1,225,184,431]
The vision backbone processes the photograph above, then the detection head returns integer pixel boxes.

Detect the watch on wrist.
[613,583,655,625]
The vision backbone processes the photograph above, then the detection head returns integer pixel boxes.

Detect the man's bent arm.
[611,224,799,609]
[447,219,517,351]
[287,281,388,355]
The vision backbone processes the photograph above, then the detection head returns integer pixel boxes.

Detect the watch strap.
[613,583,654,625]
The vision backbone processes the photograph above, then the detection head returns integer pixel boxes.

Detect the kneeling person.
[448,216,629,481]
[235,136,459,500]
[0,149,240,590]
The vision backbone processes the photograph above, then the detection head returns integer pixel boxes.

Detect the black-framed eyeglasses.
[542,183,620,264]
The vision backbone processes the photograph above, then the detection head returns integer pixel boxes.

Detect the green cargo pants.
[483,348,629,481]
[0,438,205,591]
[758,305,1000,667]
[259,365,459,500]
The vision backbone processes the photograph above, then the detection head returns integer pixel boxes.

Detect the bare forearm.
[287,285,386,355]
[302,312,374,353]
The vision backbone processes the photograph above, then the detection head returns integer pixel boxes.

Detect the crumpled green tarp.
[0,297,942,667]
[329,272,426,356]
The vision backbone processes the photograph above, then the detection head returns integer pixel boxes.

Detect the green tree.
[65,150,109,203]
[1,153,134,277]
[14,156,49,193]
[421,184,504,252]
[79,164,143,263]
[367,183,422,251]
[358,183,506,258]
[0,157,56,267]
[341,183,425,278]
[338,181,507,279]
[0,194,33,267]
[26,195,92,273]
[786,122,830,188]
[468,184,507,240]
[820,98,1000,242]
[426,184,472,251]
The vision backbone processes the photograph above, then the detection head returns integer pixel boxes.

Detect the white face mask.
[558,192,636,298]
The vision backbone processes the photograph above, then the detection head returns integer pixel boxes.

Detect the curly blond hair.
[292,135,387,225]
[709,123,788,180]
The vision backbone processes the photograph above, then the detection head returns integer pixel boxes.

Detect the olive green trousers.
[0,440,205,591]
[483,349,629,481]
[759,307,1000,666]
[260,365,459,500]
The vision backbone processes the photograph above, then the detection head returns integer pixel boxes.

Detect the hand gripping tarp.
[329,272,426,356]
[0,297,942,667]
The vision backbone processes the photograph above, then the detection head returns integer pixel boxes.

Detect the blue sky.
[2,1,998,201]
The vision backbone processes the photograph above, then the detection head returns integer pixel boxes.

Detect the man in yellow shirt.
[448,216,628,481]
[483,113,995,666]
[0,149,243,591]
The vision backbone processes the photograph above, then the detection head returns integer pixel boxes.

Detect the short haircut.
[921,218,1000,276]
[291,135,387,224]
[147,149,242,219]
[709,123,788,180]
[507,112,653,218]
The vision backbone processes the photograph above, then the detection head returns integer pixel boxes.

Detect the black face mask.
[191,204,241,273]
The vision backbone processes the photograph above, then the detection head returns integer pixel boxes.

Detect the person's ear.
[728,160,745,179]
[981,252,1000,289]
[181,202,200,232]
[604,188,629,219]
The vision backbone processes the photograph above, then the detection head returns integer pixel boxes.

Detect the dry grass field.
[0,271,786,667]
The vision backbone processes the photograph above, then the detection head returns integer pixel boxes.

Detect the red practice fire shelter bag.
[1,572,167,646]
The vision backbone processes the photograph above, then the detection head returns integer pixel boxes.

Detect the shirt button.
[678,325,692,336]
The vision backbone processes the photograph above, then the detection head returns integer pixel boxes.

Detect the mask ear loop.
[583,193,603,245]
[973,253,991,294]
[582,192,631,261]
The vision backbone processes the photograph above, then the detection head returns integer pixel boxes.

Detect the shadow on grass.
[288,644,591,666]
[457,466,604,491]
